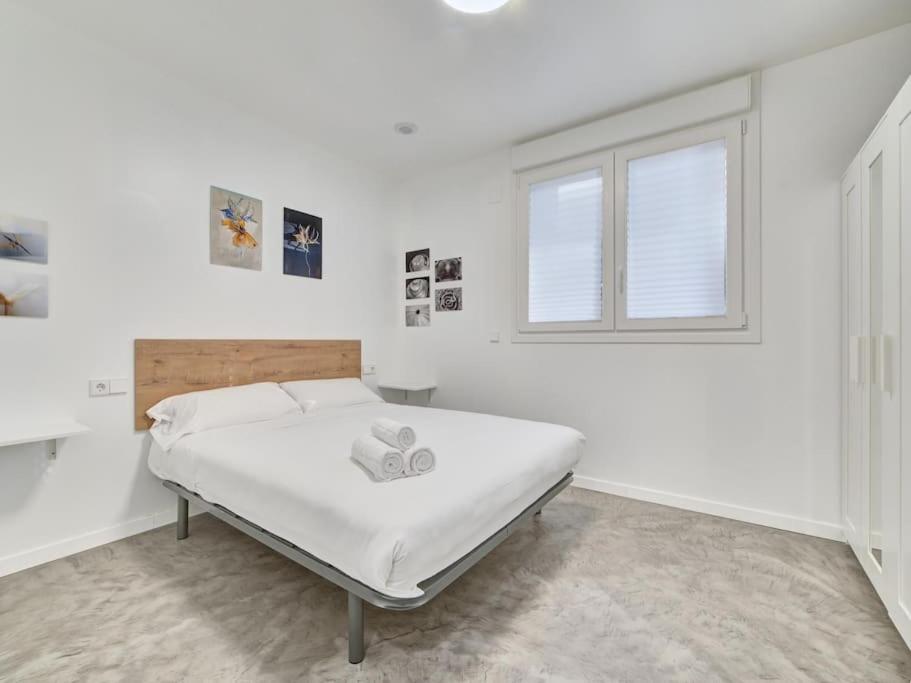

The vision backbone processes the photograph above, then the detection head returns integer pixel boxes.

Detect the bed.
[136,339,583,664]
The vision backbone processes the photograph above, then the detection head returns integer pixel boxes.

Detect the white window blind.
[528,168,603,323]
[626,138,727,320]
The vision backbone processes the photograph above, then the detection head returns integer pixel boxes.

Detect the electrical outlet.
[362,364,377,375]
[89,379,110,397]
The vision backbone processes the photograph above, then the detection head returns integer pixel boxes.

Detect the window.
[516,118,751,341]
[517,152,614,333]
[528,168,603,323]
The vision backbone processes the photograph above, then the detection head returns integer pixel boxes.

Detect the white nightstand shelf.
[377,381,437,405]
[0,420,91,458]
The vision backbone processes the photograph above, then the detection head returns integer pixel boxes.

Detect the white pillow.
[147,382,303,451]
[280,378,383,413]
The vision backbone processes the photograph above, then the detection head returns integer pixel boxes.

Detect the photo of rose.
[435,287,462,312]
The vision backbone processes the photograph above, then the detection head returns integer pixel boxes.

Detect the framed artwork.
[406,276,430,300]
[283,208,323,279]
[406,304,430,327]
[405,248,430,273]
[0,270,48,318]
[435,257,462,283]
[435,287,462,312]
[0,213,48,264]
[210,186,262,270]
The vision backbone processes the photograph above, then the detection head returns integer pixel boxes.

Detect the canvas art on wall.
[405,248,430,273]
[406,304,430,327]
[210,186,262,270]
[435,287,462,312]
[0,270,48,318]
[435,257,462,282]
[0,213,48,264]
[283,208,323,279]
[406,276,430,300]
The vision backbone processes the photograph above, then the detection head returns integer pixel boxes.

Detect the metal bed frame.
[164,472,573,664]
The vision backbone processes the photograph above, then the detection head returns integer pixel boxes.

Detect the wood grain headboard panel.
[134,339,361,430]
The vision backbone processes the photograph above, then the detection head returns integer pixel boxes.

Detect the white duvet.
[148,403,583,598]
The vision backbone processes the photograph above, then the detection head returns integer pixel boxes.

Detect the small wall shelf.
[377,381,437,405]
[0,420,91,458]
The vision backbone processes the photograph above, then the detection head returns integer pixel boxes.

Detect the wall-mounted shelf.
[0,420,91,458]
[377,381,437,404]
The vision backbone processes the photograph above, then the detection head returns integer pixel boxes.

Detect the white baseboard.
[572,475,845,542]
[0,504,203,579]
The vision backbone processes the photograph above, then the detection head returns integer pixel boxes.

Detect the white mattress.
[148,403,583,598]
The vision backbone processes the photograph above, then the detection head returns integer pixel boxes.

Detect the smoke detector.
[394,122,419,136]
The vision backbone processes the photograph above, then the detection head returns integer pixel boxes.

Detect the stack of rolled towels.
[352,417,436,482]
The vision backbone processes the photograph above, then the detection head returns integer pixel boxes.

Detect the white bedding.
[148,403,583,598]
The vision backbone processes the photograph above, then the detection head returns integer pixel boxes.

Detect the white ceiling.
[16,0,911,177]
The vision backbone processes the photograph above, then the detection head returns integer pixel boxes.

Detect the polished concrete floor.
[1,487,909,682]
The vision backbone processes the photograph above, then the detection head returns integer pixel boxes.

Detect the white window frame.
[513,114,760,344]
[614,119,744,331]
[516,150,614,333]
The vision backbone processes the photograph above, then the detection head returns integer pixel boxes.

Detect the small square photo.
[0,270,48,318]
[435,257,462,283]
[435,287,463,312]
[405,248,430,273]
[406,276,430,300]
[0,213,48,264]
[406,304,430,327]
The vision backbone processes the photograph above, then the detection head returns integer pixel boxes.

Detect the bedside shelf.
[376,382,437,392]
[0,419,91,458]
[377,381,437,405]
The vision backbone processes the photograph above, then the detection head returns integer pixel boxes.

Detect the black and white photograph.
[435,287,462,312]
[405,276,430,300]
[405,303,430,327]
[405,248,430,273]
[435,257,462,283]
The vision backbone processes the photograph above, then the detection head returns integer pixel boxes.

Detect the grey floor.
[1,488,909,682]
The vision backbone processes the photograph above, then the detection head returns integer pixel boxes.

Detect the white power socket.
[362,364,377,375]
[89,377,128,397]
[89,379,110,397]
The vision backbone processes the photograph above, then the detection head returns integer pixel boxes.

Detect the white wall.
[386,24,911,540]
[0,3,395,574]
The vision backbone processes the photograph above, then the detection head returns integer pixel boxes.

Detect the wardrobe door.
[896,78,911,640]
[858,117,898,600]
[842,158,864,552]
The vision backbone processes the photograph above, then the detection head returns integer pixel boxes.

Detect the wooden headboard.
[134,339,362,430]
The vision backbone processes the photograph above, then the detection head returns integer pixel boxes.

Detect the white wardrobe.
[841,73,911,647]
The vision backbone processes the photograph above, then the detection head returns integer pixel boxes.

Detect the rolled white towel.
[404,446,436,476]
[352,435,405,482]
[371,418,417,451]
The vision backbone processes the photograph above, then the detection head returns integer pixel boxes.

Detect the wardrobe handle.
[879,335,891,394]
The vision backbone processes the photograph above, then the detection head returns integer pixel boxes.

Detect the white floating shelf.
[0,419,91,457]
[377,382,437,392]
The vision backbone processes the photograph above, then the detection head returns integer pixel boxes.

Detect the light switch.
[89,379,110,397]
[362,364,377,376]
[489,330,500,343]
[109,378,129,395]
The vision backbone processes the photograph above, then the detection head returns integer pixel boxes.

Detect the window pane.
[626,139,727,319]
[528,168,603,323]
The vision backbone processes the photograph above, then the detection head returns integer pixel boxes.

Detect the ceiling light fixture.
[442,0,510,14]
[394,122,419,136]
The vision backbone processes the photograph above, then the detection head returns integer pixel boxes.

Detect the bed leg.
[348,592,365,664]
[177,496,189,540]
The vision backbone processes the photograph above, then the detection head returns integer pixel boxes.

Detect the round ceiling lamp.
[442,0,510,14]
